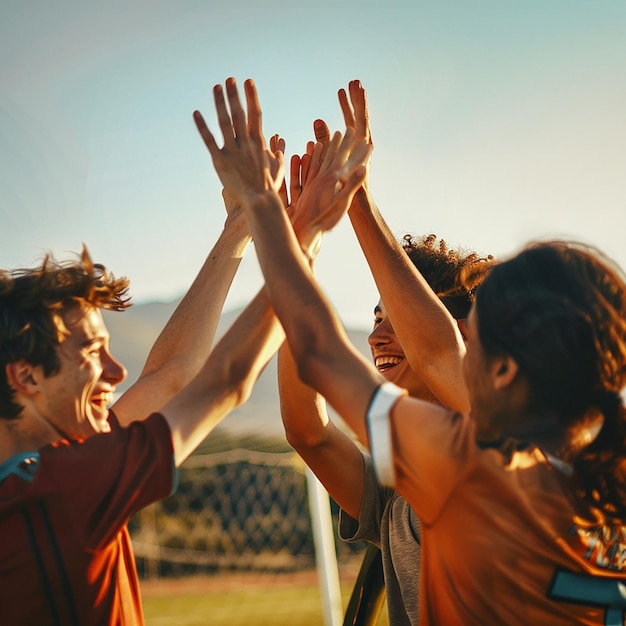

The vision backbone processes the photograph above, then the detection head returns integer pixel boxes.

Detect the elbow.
[285,428,320,451]
[206,357,258,412]
[225,362,258,409]
[283,411,330,451]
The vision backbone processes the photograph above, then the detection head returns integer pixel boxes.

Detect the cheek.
[65,357,100,394]
[395,364,430,398]
[462,353,480,398]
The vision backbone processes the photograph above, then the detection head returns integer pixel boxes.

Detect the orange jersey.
[373,403,626,625]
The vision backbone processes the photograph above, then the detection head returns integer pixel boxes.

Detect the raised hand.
[290,128,372,251]
[193,78,285,205]
[338,79,373,188]
[270,133,290,209]
[313,119,332,145]
[339,80,372,143]
[267,133,286,194]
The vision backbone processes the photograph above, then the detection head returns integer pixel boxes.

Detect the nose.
[368,317,393,348]
[102,348,127,385]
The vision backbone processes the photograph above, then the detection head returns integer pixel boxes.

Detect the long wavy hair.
[475,241,626,519]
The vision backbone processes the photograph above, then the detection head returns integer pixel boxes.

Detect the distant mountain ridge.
[103,299,372,439]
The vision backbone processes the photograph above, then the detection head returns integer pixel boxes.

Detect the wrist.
[350,185,373,211]
[299,233,322,265]
[242,189,283,212]
[292,219,322,261]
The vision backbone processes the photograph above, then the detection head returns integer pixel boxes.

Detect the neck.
[0,414,61,465]
[519,410,603,465]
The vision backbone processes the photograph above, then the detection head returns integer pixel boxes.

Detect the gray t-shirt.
[339,452,422,626]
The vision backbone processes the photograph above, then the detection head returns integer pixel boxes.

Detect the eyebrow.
[80,334,108,348]
[374,305,382,315]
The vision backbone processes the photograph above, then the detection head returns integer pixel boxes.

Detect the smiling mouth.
[89,394,113,432]
[91,393,113,409]
[374,356,403,372]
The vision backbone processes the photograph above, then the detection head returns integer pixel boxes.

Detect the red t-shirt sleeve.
[33,412,175,549]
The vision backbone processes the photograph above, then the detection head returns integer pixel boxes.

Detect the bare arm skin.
[278,328,366,519]
[160,288,284,466]
[193,77,384,449]
[276,143,366,518]
[349,187,469,413]
[112,188,251,427]
[318,80,469,413]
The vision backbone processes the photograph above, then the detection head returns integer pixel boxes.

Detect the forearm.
[114,215,250,425]
[242,190,382,445]
[278,342,330,447]
[278,342,366,517]
[193,77,383,447]
[141,214,250,381]
[349,188,469,412]
[162,288,283,466]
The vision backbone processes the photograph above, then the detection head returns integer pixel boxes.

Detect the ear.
[5,361,39,396]
[491,355,519,392]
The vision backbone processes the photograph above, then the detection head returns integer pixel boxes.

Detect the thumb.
[313,119,331,145]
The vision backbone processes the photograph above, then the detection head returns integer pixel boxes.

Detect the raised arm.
[335,80,469,413]
[160,288,284,465]
[113,187,251,426]
[193,77,383,446]
[278,343,366,518]
[349,189,469,412]
[113,103,288,426]
[276,148,365,518]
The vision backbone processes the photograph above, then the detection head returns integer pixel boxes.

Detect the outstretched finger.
[313,119,331,145]
[348,80,371,143]
[225,77,248,141]
[338,125,356,152]
[289,154,302,208]
[244,78,264,145]
[193,110,221,157]
[317,131,343,174]
[270,133,285,156]
[300,152,312,186]
[338,88,355,130]
[213,83,236,145]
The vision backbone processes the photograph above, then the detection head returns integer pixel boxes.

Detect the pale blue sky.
[1,0,625,329]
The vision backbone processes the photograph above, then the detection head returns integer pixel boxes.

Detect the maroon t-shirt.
[0,412,175,625]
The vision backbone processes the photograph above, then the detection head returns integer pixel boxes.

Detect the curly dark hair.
[401,233,497,320]
[474,240,626,519]
[0,245,131,420]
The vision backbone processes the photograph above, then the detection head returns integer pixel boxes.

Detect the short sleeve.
[35,413,176,548]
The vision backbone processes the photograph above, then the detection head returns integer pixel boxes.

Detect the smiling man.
[279,233,494,626]
[277,78,498,626]
[0,234,283,623]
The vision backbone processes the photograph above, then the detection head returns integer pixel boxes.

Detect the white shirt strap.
[366,382,407,486]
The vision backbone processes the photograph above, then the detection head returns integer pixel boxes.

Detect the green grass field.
[141,571,390,626]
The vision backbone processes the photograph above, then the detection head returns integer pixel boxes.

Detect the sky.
[1,0,625,330]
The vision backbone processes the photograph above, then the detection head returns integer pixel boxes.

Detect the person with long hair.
[195,76,626,625]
